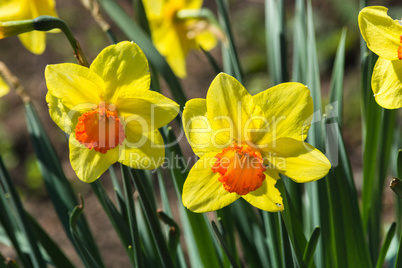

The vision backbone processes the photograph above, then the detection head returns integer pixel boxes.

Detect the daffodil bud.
[0,20,34,39]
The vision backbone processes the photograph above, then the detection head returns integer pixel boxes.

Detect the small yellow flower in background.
[45,41,179,183]
[0,76,9,98]
[143,0,218,78]
[0,0,58,54]
[182,73,331,212]
[358,6,402,109]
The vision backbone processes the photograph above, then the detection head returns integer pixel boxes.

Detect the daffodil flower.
[0,76,9,98]
[182,73,331,212]
[0,0,58,54]
[143,0,218,78]
[45,41,179,182]
[358,6,402,109]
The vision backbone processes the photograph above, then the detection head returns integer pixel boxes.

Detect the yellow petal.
[46,92,85,135]
[195,30,217,51]
[90,41,150,103]
[261,137,331,183]
[33,0,58,18]
[0,0,24,21]
[358,6,402,60]
[18,31,45,55]
[118,129,165,170]
[155,26,188,78]
[371,57,402,109]
[182,153,239,212]
[0,76,9,98]
[252,82,313,145]
[182,98,225,157]
[69,135,119,183]
[206,73,263,144]
[45,63,103,109]
[242,169,283,212]
[116,89,179,132]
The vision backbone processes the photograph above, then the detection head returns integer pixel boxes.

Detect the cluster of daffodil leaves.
[0,0,401,267]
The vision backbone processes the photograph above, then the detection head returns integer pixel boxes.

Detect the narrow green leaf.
[396,231,402,268]
[90,180,131,249]
[200,46,222,75]
[130,169,174,267]
[329,28,347,126]
[376,222,396,268]
[25,213,74,268]
[156,210,181,258]
[263,212,283,268]
[69,196,106,268]
[325,119,372,267]
[0,155,46,267]
[215,0,243,83]
[211,221,240,268]
[277,179,307,268]
[0,171,31,267]
[303,227,321,268]
[121,165,142,268]
[164,127,221,267]
[265,0,288,85]
[24,102,102,264]
[98,0,187,108]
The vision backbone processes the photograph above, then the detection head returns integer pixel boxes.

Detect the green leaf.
[69,196,106,268]
[376,222,396,268]
[211,221,240,268]
[24,102,102,264]
[25,213,74,268]
[130,169,174,267]
[121,165,142,268]
[329,28,347,126]
[303,227,321,268]
[0,155,46,267]
[215,0,243,83]
[265,0,288,85]
[325,120,372,267]
[164,127,221,268]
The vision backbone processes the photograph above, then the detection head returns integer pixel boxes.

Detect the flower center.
[398,35,402,60]
[75,104,125,154]
[212,143,266,195]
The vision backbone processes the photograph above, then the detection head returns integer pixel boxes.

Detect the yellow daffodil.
[358,6,402,109]
[0,76,9,98]
[182,73,331,212]
[143,0,218,78]
[45,41,179,183]
[0,0,58,54]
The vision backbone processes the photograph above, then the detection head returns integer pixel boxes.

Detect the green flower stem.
[32,16,89,67]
